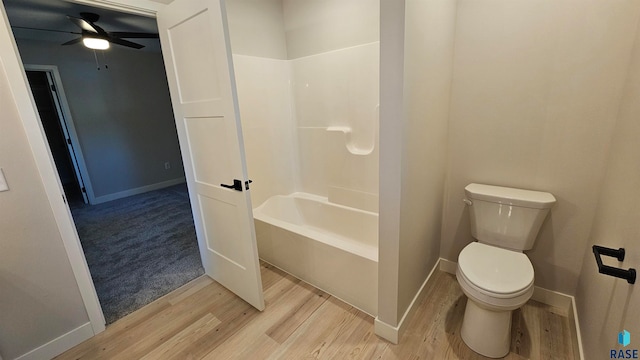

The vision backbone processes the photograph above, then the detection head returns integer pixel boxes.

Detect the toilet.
[457,183,556,358]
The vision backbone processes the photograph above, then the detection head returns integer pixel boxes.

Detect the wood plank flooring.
[56,262,576,359]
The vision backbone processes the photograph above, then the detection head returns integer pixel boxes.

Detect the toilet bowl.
[457,183,555,358]
[457,242,534,358]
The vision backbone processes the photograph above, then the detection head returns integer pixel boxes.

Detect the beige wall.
[575,18,640,358]
[441,0,640,295]
[397,0,456,321]
[282,0,378,59]
[15,38,184,202]
[377,0,405,327]
[226,0,287,59]
[0,59,89,359]
[228,0,379,60]
[378,0,456,327]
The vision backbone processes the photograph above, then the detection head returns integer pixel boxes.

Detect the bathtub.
[253,192,378,315]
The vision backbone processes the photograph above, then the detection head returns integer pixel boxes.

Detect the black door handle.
[221,179,243,191]
[220,179,253,191]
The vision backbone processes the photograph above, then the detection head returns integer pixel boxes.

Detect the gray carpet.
[70,183,204,324]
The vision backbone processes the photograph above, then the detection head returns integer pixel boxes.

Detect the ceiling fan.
[63,12,159,50]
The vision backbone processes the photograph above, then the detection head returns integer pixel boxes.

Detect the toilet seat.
[458,242,534,295]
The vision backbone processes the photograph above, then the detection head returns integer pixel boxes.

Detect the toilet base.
[461,299,512,358]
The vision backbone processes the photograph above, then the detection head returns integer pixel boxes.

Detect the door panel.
[168,11,222,104]
[199,195,246,267]
[158,0,264,310]
[184,117,232,186]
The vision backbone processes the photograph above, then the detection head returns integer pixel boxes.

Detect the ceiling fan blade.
[79,12,100,23]
[109,37,145,49]
[67,16,99,33]
[90,23,110,36]
[12,26,80,35]
[62,37,83,46]
[109,32,159,39]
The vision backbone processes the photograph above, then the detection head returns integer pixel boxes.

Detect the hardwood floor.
[56,262,576,359]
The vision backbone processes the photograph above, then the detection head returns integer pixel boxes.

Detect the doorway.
[25,68,87,205]
[2,0,267,341]
[6,0,205,325]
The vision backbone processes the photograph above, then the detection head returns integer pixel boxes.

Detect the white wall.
[0,57,89,360]
[441,0,640,295]
[575,15,640,358]
[15,38,184,202]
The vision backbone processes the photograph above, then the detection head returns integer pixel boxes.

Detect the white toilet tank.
[465,183,556,251]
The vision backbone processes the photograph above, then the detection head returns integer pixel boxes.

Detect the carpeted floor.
[70,183,204,324]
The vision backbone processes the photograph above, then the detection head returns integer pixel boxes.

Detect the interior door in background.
[26,70,88,204]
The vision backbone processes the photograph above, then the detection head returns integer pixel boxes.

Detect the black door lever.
[221,179,243,191]
[221,179,253,192]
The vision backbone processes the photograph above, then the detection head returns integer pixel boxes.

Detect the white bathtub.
[253,192,378,315]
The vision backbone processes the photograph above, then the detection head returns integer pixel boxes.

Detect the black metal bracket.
[220,179,253,192]
[593,245,636,284]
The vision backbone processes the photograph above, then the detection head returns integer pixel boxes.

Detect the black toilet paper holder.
[592,245,636,284]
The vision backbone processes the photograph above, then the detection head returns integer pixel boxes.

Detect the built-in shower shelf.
[326,126,374,155]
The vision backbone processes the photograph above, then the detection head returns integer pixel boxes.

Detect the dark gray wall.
[16,38,185,201]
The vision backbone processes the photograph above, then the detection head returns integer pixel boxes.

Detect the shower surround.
[233,39,379,314]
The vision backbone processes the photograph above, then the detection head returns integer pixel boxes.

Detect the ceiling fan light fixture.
[82,36,109,50]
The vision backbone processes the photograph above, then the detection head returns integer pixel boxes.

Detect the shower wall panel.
[233,55,298,207]
[292,42,380,211]
[230,0,380,212]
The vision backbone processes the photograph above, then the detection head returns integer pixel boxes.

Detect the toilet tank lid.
[465,183,556,209]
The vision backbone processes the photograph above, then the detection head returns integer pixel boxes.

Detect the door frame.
[24,64,94,204]
[0,3,105,335]
[0,0,169,337]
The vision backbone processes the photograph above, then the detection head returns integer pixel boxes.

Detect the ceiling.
[3,0,162,52]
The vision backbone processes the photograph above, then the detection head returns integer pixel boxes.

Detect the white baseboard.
[92,177,186,204]
[531,286,572,315]
[375,258,441,344]
[15,322,93,360]
[439,258,457,274]
[569,296,585,360]
[374,317,400,344]
[439,258,584,359]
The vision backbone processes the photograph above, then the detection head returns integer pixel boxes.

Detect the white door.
[157,0,264,310]
[44,70,90,204]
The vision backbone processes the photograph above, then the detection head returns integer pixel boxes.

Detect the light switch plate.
[0,168,9,192]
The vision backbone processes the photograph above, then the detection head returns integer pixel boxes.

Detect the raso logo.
[611,330,638,359]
